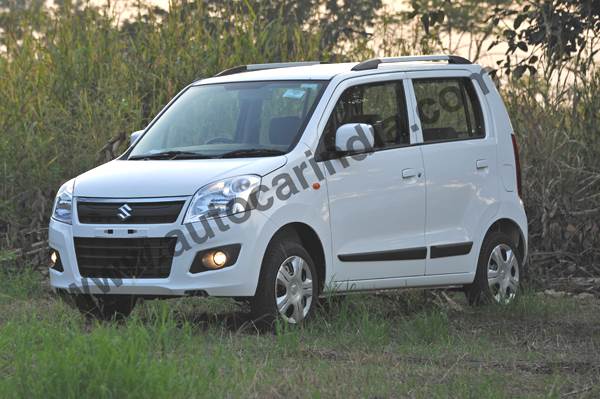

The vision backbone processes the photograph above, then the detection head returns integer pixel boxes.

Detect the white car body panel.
[74,157,287,198]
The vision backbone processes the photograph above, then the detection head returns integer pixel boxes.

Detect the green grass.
[1,271,599,398]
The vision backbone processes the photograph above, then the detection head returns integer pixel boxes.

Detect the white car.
[49,55,527,322]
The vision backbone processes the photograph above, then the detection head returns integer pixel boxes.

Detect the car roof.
[196,61,483,85]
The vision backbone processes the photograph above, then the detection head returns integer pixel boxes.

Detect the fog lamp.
[190,244,241,274]
[50,250,64,272]
[201,250,228,270]
[212,251,227,267]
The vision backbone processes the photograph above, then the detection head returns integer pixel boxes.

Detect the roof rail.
[351,55,472,71]
[214,61,322,77]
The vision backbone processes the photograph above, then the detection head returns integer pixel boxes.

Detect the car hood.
[74,157,287,198]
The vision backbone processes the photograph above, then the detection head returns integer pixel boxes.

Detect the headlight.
[52,179,75,224]
[183,175,261,224]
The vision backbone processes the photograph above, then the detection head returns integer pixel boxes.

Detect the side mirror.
[335,123,375,155]
[130,130,143,146]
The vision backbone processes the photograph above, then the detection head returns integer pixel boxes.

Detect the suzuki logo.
[117,204,133,221]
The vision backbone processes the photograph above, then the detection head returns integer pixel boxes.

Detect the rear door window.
[413,78,485,143]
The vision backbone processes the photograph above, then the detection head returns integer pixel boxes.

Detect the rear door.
[406,71,498,275]
[318,75,427,282]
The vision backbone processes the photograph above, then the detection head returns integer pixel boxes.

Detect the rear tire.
[465,232,521,305]
[65,294,137,320]
[251,234,318,325]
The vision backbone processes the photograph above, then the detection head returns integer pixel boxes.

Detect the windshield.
[128,80,327,159]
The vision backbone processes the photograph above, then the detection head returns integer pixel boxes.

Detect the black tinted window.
[413,78,484,142]
[322,81,410,152]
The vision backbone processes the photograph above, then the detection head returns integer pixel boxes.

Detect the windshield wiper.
[219,148,286,158]
[129,151,212,160]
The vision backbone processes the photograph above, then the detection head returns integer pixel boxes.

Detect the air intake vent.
[74,237,177,279]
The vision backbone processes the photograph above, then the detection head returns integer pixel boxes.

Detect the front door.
[318,77,427,282]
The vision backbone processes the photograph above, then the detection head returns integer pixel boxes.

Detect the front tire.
[251,235,318,325]
[465,232,521,305]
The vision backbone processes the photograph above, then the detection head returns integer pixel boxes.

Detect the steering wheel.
[205,136,234,145]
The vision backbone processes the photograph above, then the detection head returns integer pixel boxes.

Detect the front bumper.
[48,208,276,297]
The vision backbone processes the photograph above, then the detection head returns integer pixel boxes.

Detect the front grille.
[74,237,177,278]
[77,201,184,224]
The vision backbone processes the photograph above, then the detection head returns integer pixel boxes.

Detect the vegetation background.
[0,0,599,286]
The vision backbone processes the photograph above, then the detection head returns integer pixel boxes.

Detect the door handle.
[402,168,418,178]
[476,159,489,169]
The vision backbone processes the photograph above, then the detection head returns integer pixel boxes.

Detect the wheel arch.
[263,222,327,293]
[483,218,527,265]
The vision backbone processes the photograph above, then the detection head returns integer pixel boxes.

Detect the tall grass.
[504,72,600,277]
[0,1,598,277]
